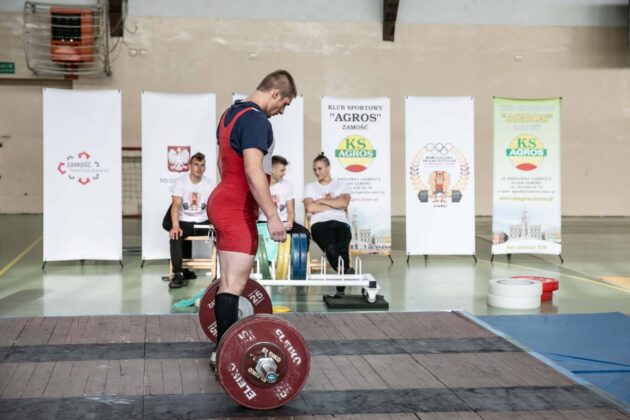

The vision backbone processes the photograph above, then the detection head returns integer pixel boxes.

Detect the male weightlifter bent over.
[207,70,297,367]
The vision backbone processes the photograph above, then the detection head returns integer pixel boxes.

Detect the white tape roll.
[487,293,541,310]
[489,278,542,297]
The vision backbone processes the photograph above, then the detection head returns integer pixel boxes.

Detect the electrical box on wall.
[50,7,95,63]
[23,1,111,78]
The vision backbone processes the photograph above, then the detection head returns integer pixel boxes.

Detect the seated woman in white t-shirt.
[304,153,353,298]
[258,155,310,244]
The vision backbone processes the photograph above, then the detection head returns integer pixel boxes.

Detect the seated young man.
[165,152,215,289]
[304,153,353,298]
[258,155,310,244]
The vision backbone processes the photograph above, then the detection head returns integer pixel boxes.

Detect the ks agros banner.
[321,97,391,255]
[492,97,562,255]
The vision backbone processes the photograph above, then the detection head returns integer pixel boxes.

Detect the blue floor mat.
[479,312,630,409]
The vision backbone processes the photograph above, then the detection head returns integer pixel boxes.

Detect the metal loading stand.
[192,224,385,305]
[251,256,382,304]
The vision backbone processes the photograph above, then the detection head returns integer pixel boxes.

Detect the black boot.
[168,272,188,289]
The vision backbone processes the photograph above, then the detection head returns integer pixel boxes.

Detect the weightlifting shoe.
[183,269,197,280]
[168,273,188,289]
[209,351,216,370]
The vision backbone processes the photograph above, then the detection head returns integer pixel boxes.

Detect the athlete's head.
[257,70,297,117]
[257,70,297,98]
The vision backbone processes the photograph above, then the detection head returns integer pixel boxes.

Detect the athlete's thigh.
[213,213,258,255]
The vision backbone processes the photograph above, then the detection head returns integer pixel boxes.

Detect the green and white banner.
[492,97,562,255]
[321,97,391,255]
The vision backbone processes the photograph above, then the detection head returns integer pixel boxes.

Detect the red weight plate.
[511,276,559,292]
[198,278,273,343]
[216,314,310,410]
[541,291,553,302]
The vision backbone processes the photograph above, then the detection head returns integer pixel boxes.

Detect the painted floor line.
[0,236,42,277]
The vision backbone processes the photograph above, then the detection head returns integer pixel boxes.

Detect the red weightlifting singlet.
[207,108,259,255]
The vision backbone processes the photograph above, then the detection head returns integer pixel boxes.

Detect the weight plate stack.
[275,234,291,280]
[256,234,272,279]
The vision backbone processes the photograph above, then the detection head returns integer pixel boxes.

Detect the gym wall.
[1,0,629,216]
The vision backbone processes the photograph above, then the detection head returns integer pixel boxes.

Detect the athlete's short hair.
[257,70,297,98]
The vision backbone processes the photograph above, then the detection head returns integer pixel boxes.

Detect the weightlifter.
[207,70,297,367]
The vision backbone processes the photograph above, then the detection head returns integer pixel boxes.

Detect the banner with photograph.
[405,97,476,255]
[233,94,305,222]
[492,97,561,255]
[141,92,216,260]
[321,97,391,255]
[43,89,122,261]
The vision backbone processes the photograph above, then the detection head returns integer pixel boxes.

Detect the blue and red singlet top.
[207,101,273,255]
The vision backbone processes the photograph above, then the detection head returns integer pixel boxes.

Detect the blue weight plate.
[293,233,303,280]
[291,233,301,279]
[298,233,308,280]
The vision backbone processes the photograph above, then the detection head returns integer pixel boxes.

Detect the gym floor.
[1,215,629,418]
[1,311,626,419]
[0,215,629,318]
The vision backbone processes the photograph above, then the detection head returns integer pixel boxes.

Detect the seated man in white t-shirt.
[304,153,353,298]
[258,155,310,244]
[165,152,216,289]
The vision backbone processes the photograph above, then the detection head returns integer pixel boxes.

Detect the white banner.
[232,94,305,223]
[141,92,216,260]
[321,97,391,255]
[43,89,122,262]
[492,97,562,255]
[405,97,476,255]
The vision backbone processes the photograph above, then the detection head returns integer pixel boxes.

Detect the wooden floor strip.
[0,312,627,419]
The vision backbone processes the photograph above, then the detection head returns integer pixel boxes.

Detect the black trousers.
[170,220,210,274]
[310,220,352,272]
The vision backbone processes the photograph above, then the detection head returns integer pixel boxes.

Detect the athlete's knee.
[218,274,242,294]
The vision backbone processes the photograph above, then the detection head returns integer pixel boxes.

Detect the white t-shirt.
[303,180,350,226]
[263,140,275,175]
[170,174,216,223]
[259,178,295,222]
